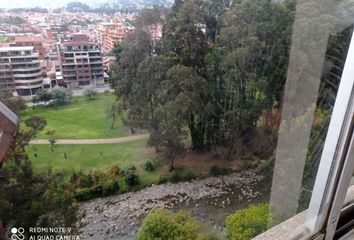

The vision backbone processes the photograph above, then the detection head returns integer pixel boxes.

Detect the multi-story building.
[10,36,47,60]
[9,36,57,74]
[99,22,133,53]
[57,39,104,88]
[0,46,43,96]
[46,24,72,41]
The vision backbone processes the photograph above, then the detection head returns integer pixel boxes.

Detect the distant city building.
[46,24,72,41]
[149,24,163,45]
[0,46,43,96]
[98,22,134,53]
[57,38,104,88]
[66,34,91,42]
[8,36,59,84]
[102,56,116,72]
[10,36,46,60]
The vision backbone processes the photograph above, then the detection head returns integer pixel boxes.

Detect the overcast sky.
[0,0,108,9]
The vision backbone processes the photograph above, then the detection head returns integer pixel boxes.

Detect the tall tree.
[113,30,153,101]
[162,0,208,71]
[161,65,209,151]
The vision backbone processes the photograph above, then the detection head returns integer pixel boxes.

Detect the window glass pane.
[262,26,354,240]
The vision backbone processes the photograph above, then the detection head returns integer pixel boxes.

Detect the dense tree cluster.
[5,7,48,14]
[66,1,91,13]
[110,0,295,169]
[0,16,26,25]
[64,0,172,14]
[32,88,72,107]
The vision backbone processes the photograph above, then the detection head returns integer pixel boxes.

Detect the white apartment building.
[0,46,43,96]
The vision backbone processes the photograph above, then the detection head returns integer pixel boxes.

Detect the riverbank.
[79,170,268,240]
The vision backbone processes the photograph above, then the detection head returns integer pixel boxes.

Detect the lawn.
[26,139,167,185]
[21,94,128,139]
[0,36,9,43]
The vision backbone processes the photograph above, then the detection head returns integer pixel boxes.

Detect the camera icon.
[10,227,25,240]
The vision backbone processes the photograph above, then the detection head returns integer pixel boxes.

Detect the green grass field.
[26,139,166,185]
[22,93,167,187]
[0,36,9,43]
[21,94,128,139]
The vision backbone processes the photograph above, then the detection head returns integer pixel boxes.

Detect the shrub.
[84,85,98,100]
[76,174,94,188]
[74,188,93,202]
[158,175,168,184]
[91,170,102,185]
[241,161,254,171]
[169,170,183,183]
[158,171,196,184]
[120,170,127,177]
[52,87,72,105]
[209,166,232,177]
[144,161,155,172]
[74,185,102,201]
[36,89,53,104]
[136,209,210,240]
[70,170,83,183]
[102,180,120,196]
[125,173,140,187]
[119,179,127,193]
[90,185,103,198]
[128,165,137,171]
[225,204,272,240]
[108,165,121,178]
[183,171,196,181]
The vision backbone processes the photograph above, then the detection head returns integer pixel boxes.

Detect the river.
[79,170,268,240]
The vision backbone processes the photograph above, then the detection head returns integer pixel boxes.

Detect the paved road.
[29,133,149,145]
[25,85,113,106]
[71,85,113,97]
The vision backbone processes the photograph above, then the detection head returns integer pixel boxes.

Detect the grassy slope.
[21,94,128,139]
[26,139,166,185]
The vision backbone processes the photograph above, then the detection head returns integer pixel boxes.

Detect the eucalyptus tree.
[110,0,296,162]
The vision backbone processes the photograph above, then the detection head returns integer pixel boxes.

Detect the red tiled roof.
[14,36,44,43]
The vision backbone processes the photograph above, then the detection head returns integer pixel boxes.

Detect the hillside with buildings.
[1,0,173,10]
[0,7,162,97]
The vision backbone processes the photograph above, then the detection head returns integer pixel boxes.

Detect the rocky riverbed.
[79,170,267,240]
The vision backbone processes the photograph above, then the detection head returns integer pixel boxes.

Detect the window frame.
[263,0,354,239]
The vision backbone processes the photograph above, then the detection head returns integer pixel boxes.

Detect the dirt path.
[29,133,149,145]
